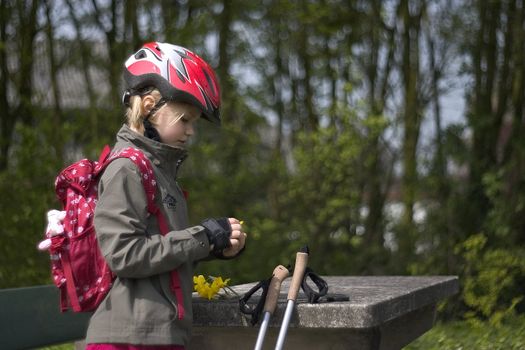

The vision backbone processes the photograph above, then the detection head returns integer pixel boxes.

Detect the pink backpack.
[49,145,185,318]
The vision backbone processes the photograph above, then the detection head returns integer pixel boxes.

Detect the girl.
[84,42,247,349]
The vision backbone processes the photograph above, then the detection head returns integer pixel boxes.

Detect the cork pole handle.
[263,265,290,314]
[287,251,309,301]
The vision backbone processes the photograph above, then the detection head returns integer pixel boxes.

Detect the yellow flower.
[193,274,206,288]
[211,276,230,290]
[193,275,232,300]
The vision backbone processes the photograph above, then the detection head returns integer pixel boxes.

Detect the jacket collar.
[114,124,188,177]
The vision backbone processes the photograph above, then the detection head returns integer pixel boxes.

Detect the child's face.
[154,102,201,148]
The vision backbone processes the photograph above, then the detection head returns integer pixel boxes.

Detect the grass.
[406,315,525,350]
[38,343,75,350]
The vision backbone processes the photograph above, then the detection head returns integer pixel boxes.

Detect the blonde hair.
[125,88,191,133]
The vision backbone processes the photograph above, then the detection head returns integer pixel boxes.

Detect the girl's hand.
[222,218,247,258]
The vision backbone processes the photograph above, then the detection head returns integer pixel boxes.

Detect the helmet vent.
[135,50,147,59]
[203,69,216,95]
[176,69,186,83]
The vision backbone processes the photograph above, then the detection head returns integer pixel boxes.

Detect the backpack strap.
[51,232,83,312]
[98,144,112,163]
[99,145,185,320]
[61,249,82,311]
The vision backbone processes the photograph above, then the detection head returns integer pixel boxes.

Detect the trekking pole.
[274,246,309,350]
[254,264,290,350]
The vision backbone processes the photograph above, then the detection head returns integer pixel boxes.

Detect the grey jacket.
[85,125,211,346]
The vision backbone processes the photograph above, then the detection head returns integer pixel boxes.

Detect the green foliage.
[456,234,525,326]
[483,164,525,243]
[262,110,368,275]
[0,103,113,288]
[0,121,63,288]
[406,315,525,350]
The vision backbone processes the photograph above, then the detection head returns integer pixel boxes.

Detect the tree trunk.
[363,0,395,260]
[65,0,99,146]
[0,1,12,171]
[468,0,501,232]
[0,1,39,170]
[124,0,142,50]
[91,0,124,133]
[16,0,39,126]
[217,0,234,122]
[44,0,64,162]
[298,1,316,132]
[399,0,423,260]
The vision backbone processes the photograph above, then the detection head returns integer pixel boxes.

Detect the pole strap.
[239,277,271,326]
[300,267,329,303]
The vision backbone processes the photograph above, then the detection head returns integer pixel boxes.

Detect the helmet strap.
[142,98,167,142]
[122,87,155,108]
[144,98,167,121]
[122,90,132,107]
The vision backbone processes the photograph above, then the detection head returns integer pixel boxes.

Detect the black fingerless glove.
[201,218,232,255]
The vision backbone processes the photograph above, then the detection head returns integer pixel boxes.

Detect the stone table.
[191,276,459,350]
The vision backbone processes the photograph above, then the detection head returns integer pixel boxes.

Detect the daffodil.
[193,275,234,300]
[193,274,206,288]
[211,276,230,290]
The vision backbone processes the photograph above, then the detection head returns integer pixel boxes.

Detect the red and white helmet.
[124,42,221,124]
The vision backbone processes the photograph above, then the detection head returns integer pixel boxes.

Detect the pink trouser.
[86,344,185,350]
